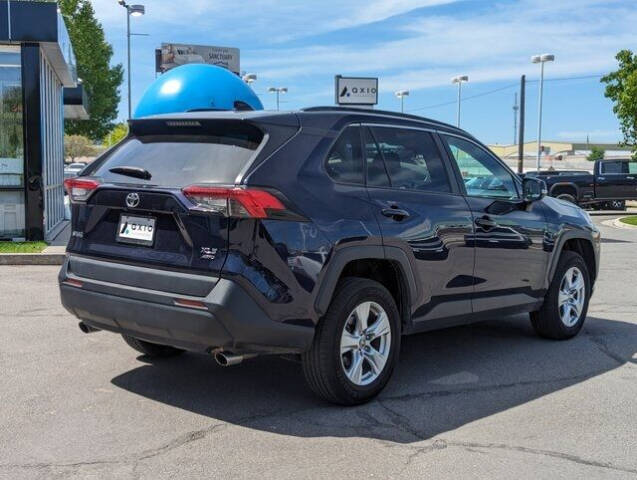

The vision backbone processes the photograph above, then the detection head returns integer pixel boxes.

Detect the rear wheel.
[531,251,590,340]
[302,277,400,405]
[609,200,626,211]
[122,335,185,358]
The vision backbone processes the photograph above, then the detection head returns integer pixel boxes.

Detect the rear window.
[86,131,263,186]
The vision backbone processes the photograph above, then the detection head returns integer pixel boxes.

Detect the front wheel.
[531,251,591,340]
[556,193,577,205]
[302,277,400,405]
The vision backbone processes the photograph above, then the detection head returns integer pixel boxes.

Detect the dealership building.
[0,1,86,241]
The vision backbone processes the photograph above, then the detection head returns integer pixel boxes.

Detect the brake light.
[64,178,100,203]
[182,185,285,218]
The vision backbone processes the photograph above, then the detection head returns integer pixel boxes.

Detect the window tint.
[601,161,628,174]
[369,127,450,192]
[89,132,262,187]
[443,135,518,199]
[325,126,364,184]
[363,127,390,187]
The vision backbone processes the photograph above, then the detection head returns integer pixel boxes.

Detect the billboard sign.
[158,43,240,74]
[335,75,378,106]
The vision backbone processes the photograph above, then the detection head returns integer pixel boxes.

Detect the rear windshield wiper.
[109,166,152,180]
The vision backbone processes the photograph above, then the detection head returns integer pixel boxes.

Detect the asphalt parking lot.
[1,215,636,479]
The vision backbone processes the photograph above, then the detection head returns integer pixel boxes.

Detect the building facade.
[0,1,85,241]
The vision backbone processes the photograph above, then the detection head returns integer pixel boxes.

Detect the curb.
[613,218,637,230]
[601,218,637,230]
[0,247,66,266]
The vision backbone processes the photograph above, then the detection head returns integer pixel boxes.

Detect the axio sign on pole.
[157,43,240,75]
[335,75,378,106]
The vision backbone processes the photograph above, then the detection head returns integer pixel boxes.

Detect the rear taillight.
[64,178,100,203]
[182,185,285,218]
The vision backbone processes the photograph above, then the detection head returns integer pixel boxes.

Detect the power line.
[408,83,517,112]
[406,73,605,112]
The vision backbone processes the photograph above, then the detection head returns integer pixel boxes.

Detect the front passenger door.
[441,134,549,313]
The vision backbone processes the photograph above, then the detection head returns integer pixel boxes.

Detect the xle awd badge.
[125,192,140,208]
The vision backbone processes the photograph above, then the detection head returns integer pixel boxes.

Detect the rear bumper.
[59,256,313,354]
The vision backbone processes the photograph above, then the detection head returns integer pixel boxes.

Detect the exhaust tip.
[213,351,249,367]
[78,322,98,334]
[214,351,238,367]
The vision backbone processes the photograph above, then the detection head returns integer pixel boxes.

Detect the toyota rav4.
[60,107,600,405]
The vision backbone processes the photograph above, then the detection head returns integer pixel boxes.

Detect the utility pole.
[517,75,526,174]
[513,92,519,145]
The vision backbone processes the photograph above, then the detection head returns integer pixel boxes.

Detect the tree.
[59,0,123,141]
[103,122,129,147]
[587,146,605,162]
[601,50,637,160]
[64,134,95,162]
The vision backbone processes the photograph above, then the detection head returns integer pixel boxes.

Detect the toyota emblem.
[125,192,140,208]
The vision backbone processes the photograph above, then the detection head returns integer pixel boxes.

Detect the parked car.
[60,107,600,405]
[524,159,637,210]
[63,162,86,180]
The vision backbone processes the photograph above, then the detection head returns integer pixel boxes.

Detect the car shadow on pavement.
[111,314,636,443]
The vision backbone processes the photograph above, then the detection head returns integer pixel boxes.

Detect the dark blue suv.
[60,107,600,404]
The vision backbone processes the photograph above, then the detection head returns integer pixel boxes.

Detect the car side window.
[629,162,637,174]
[601,161,628,175]
[325,126,364,184]
[363,127,390,187]
[443,135,519,200]
[369,127,451,192]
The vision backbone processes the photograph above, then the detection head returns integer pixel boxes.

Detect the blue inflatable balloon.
[134,64,263,118]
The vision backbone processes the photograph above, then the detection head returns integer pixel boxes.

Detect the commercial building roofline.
[0,1,77,86]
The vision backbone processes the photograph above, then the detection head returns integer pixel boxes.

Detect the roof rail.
[300,106,456,130]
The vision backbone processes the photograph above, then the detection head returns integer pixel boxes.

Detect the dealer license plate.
[116,215,156,246]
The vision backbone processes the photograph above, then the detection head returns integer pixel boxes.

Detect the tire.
[610,200,626,211]
[122,335,185,358]
[531,251,591,340]
[302,277,401,405]
[556,193,577,205]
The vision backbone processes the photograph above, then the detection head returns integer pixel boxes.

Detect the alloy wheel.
[340,301,392,386]
[558,267,586,327]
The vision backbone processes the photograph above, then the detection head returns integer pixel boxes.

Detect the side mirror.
[522,177,547,202]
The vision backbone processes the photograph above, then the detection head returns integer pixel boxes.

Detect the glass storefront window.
[0,46,25,239]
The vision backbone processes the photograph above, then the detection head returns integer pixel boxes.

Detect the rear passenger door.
[596,160,637,199]
[364,125,475,323]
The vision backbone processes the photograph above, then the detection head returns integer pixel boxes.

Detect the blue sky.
[91,0,635,145]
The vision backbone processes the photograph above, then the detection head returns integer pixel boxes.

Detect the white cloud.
[91,0,458,40]
[244,0,637,93]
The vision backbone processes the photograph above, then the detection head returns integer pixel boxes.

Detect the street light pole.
[268,87,287,111]
[118,1,145,119]
[394,90,409,113]
[531,53,555,172]
[451,75,469,127]
[126,9,131,118]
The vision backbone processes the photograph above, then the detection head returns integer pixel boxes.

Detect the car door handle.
[627,176,635,180]
[475,216,497,229]
[381,207,410,220]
